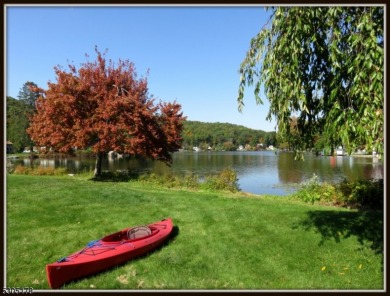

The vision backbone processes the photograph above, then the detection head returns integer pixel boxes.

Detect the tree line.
[7,88,276,154]
[181,120,276,151]
[7,79,376,156]
[6,81,39,153]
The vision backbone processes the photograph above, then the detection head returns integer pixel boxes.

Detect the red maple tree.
[27,47,186,177]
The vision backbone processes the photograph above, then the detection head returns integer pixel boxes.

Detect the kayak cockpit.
[101,226,158,243]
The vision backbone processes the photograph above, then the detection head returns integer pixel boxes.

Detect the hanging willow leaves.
[238,6,384,157]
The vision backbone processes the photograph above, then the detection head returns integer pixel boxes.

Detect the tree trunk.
[29,144,35,168]
[94,152,104,177]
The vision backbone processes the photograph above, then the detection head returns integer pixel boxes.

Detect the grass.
[5,174,384,290]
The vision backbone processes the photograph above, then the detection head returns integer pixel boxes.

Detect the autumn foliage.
[27,48,185,176]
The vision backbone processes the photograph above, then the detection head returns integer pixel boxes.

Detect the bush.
[293,174,383,211]
[13,166,33,175]
[93,170,140,182]
[336,179,383,211]
[138,172,179,188]
[202,168,240,193]
[34,167,67,176]
[13,165,67,176]
[6,161,15,174]
[293,174,324,204]
[182,173,200,190]
[138,169,240,193]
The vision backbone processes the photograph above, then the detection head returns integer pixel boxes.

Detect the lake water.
[14,151,384,196]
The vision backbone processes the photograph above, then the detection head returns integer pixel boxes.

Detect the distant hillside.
[181,120,276,151]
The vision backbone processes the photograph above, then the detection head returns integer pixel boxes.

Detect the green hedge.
[293,174,383,211]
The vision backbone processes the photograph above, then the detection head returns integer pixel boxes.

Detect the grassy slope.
[6,175,383,290]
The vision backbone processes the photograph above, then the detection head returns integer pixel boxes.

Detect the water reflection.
[279,153,383,184]
[13,151,383,196]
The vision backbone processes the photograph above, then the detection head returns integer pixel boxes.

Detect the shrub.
[93,170,139,182]
[38,167,67,176]
[202,168,240,193]
[138,172,178,188]
[336,179,383,211]
[182,173,200,190]
[293,174,323,204]
[293,174,383,211]
[6,161,15,174]
[13,165,33,175]
[294,174,343,205]
[13,165,67,176]
[158,173,178,188]
[138,169,239,193]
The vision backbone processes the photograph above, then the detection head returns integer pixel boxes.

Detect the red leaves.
[27,48,185,163]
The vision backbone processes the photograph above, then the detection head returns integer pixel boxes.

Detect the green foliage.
[6,96,32,152]
[182,120,276,150]
[293,174,383,211]
[6,160,15,174]
[17,81,40,110]
[293,174,324,204]
[138,172,180,188]
[238,7,384,156]
[6,82,40,152]
[293,174,341,205]
[89,170,204,191]
[183,173,201,189]
[201,168,240,193]
[137,169,240,193]
[13,165,68,176]
[91,170,141,182]
[336,179,383,211]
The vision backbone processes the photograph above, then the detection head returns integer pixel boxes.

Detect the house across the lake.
[6,141,13,154]
[336,146,346,156]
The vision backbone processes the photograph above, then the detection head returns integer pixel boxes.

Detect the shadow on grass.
[294,210,383,256]
[90,170,145,182]
[58,225,180,289]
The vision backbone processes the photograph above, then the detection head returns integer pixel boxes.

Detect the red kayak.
[46,218,173,289]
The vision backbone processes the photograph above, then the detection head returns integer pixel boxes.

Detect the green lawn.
[5,174,383,290]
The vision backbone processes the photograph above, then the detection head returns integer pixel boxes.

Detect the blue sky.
[6,5,277,132]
